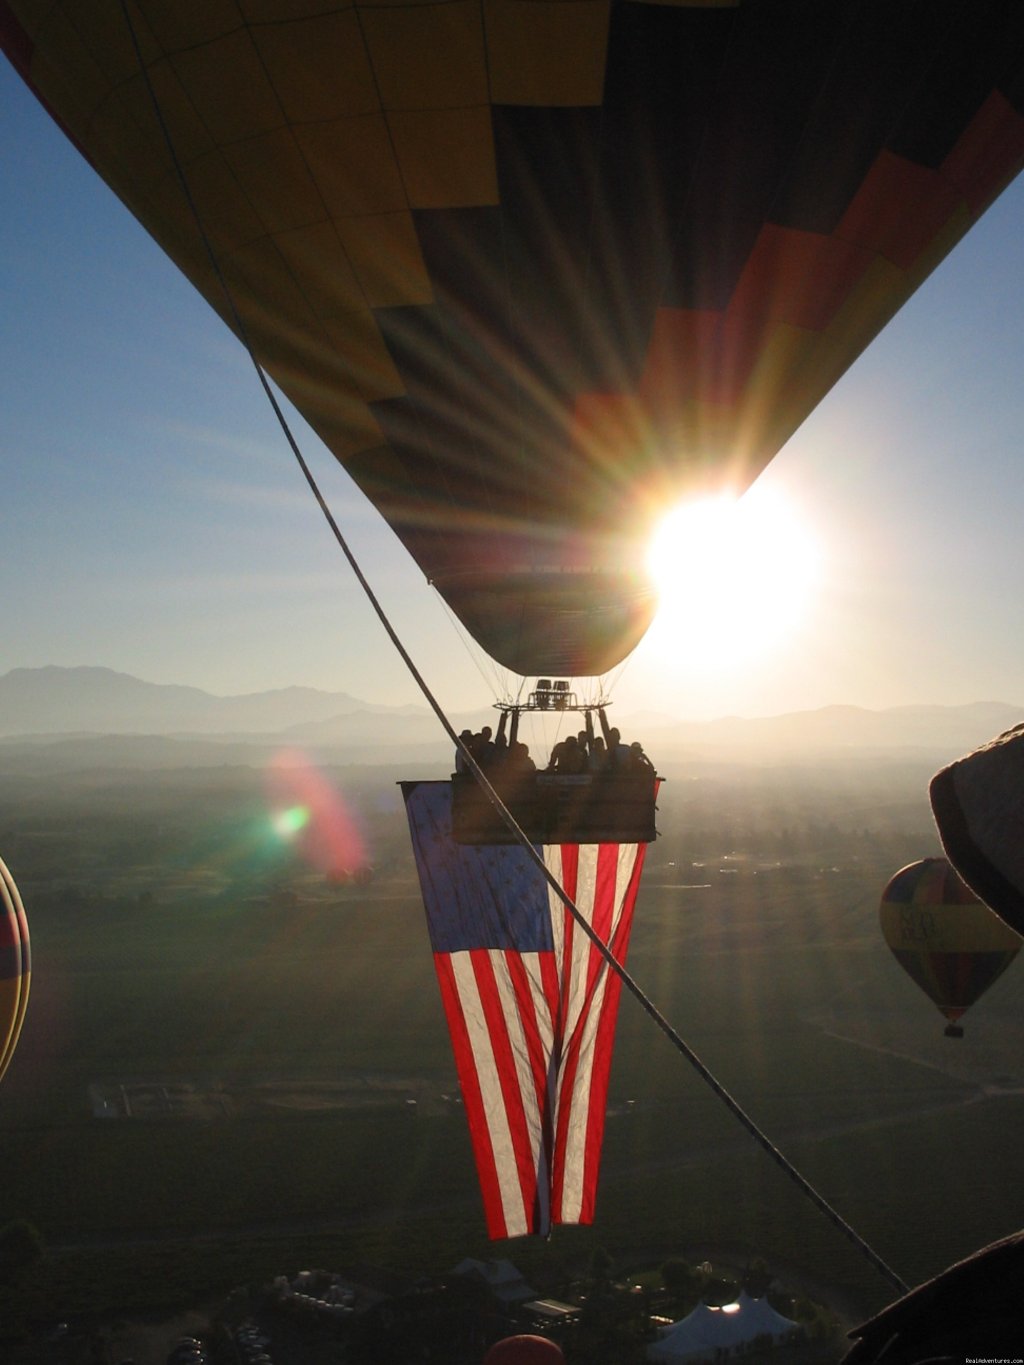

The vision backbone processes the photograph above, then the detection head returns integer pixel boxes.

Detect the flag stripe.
[467,949,539,1236]
[551,844,623,1220]
[579,843,648,1219]
[550,846,595,1220]
[503,948,555,1232]
[433,951,509,1237]
[571,845,627,1221]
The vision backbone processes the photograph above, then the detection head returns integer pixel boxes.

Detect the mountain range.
[0,665,423,737]
[0,667,1020,771]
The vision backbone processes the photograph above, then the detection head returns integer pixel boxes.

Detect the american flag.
[403,781,650,1238]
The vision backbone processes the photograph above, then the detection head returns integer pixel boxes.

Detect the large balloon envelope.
[4,2,1024,673]
[879,857,1020,1038]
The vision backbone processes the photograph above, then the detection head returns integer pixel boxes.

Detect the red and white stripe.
[433,838,648,1238]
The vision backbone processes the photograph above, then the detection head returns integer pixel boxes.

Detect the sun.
[644,486,820,671]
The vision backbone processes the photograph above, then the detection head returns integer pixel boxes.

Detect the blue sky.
[3,57,1024,721]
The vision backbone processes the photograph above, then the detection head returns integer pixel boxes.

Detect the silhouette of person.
[605,726,631,769]
[557,734,587,774]
[455,729,474,773]
[473,725,496,768]
[509,741,535,775]
[628,740,655,771]
[494,710,510,764]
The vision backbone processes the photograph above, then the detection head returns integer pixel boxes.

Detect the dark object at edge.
[841,1228,1024,1363]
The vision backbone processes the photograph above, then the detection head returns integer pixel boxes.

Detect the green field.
[3,754,1024,1333]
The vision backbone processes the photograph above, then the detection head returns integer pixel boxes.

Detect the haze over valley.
[3,665,1024,1359]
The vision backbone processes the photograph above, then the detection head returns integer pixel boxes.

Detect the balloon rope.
[119,1,908,1299]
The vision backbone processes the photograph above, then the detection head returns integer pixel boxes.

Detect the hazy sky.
[3,59,1024,722]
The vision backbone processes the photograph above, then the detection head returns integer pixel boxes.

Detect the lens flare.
[265,750,368,882]
[272,805,310,839]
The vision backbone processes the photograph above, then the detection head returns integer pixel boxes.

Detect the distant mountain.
[0,666,425,738]
[0,667,1019,770]
[282,699,1021,758]
[283,707,494,747]
[645,700,1024,759]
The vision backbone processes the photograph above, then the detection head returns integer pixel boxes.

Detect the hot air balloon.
[879,857,1020,1038]
[3,3,1024,676]
[0,857,30,1084]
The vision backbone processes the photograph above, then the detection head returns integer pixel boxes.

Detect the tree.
[660,1258,706,1306]
[660,1259,691,1297]
[741,1257,773,1299]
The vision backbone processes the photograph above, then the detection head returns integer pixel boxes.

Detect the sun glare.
[645,487,819,671]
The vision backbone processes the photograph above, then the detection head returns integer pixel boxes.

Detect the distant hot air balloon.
[879,857,1020,1038]
[0,857,30,1083]
[4,3,1024,676]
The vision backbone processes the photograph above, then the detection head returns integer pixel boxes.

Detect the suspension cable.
[119,0,908,1298]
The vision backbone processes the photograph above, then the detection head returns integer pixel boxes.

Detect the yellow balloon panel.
[251,11,379,123]
[880,858,1020,1029]
[880,898,1022,956]
[484,0,610,107]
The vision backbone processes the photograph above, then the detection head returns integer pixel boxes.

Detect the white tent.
[647,1291,800,1362]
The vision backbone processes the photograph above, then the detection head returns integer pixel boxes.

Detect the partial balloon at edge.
[0,857,30,1083]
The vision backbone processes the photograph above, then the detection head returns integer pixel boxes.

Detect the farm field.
[2,750,1024,1330]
